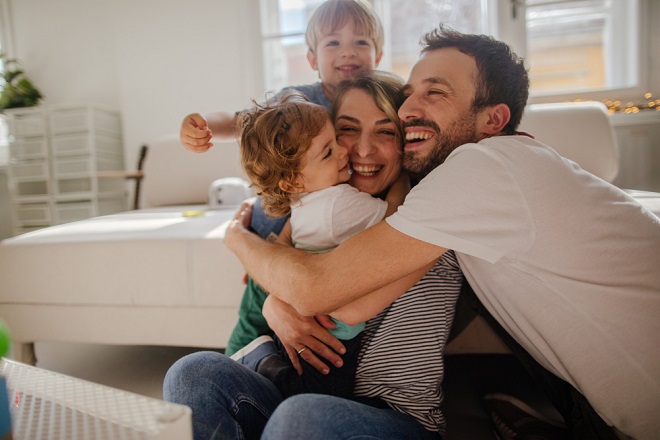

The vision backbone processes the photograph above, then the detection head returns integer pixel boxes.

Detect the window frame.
[496,0,650,105]
[258,0,650,105]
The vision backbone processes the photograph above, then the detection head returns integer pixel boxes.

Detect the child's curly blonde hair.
[238,91,330,217]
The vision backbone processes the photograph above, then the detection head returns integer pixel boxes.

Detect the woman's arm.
[262,295,345,375]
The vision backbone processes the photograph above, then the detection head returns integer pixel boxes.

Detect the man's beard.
[403,110,479,180]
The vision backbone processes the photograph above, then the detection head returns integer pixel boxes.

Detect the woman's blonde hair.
[238,91,329,217]
[331,70,406,148]
[305,0,384,57]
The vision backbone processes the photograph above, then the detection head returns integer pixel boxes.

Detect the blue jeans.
[262,394,440,440]
[163,352,439,440]
[163,351,283,440]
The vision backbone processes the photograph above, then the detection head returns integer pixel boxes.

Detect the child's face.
[296,119,351,193]
[307,23,382,92]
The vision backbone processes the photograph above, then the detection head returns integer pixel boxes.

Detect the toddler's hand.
[180,113,213,152]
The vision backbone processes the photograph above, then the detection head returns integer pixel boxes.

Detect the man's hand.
[262,295,345,375]
[180,113,213,152]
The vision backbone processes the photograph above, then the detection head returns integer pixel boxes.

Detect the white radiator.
[1,359,192,440]
[611,111,660,192]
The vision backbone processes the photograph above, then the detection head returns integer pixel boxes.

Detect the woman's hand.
[262,295,346,375]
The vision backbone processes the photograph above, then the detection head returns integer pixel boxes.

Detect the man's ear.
[307,50,318,71]
[478,103,511,136]
[278,178,304,194]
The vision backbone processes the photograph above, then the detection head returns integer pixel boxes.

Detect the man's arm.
[225,203,447,316]
[330,261,435,325]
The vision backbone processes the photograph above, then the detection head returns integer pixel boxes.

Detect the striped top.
[354,251,462,435]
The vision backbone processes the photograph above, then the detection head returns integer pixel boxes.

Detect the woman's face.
[334,88,402,196]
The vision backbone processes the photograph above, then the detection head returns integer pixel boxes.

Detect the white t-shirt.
[387,135,660,440]
[292,184,388,340]
[291,184,387,252]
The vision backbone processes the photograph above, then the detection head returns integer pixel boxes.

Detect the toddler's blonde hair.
[239,91,330,217]
[305,0,384,57]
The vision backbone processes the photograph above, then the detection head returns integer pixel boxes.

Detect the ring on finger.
[297,346,308,355]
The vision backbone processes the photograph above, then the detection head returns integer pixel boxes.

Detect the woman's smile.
[350,163,383,177]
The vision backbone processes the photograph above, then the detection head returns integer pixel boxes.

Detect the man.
[226,25,660,440]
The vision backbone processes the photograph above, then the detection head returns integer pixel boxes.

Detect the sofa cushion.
[141,135,246,208]
[0,206,245,308]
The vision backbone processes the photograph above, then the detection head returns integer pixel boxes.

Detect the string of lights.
[600,93,660,115]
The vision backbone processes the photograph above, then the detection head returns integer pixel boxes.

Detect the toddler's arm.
[273,219,293,247]
[180,111,240,152]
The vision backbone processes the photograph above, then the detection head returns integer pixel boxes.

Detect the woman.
[164,71,462,439]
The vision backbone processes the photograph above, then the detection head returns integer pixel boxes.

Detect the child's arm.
[384,173,411,216]
[329,260,436,325]
[180,111,240,152]
[274,219,293,246]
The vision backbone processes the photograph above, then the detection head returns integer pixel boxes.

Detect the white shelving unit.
[5,105,127,236]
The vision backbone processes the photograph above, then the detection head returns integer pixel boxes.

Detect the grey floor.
[26,342,559,439]
[32,341,211,400]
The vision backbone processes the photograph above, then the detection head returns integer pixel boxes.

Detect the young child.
[179,0,384,151]
[198,0,386,355]
[231,90,407,399]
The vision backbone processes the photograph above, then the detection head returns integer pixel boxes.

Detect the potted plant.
[0,53,43,112]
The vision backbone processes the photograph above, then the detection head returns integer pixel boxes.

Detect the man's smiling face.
[397,48,484,179]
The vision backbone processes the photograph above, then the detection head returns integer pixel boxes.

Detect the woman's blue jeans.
[163,351,283,440]
[163,351,438,440]
[262,394,439,440]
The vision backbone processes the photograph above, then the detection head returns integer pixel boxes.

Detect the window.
[260,0,326,94]
[376,0,489,80]
[511,0,642,100]
[259,0,644,101]
[259,0,489,91]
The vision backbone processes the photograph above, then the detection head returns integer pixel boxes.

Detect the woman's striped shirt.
[354,250,463,435]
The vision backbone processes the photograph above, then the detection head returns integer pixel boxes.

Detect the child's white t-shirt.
[291,183,387,252]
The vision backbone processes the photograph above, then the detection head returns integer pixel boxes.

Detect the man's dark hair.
[421,24,530,135]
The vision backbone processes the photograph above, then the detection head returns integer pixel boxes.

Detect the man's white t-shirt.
[387,135,660,440]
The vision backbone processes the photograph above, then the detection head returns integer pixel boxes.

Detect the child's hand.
[180,113,213,152]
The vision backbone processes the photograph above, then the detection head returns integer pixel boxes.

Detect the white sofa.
[0,135,252,364]
[1,103,659,365]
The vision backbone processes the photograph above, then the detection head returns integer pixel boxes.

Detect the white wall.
[8,0,263,167]
[1,0,659,239]
[6,0,658,167]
